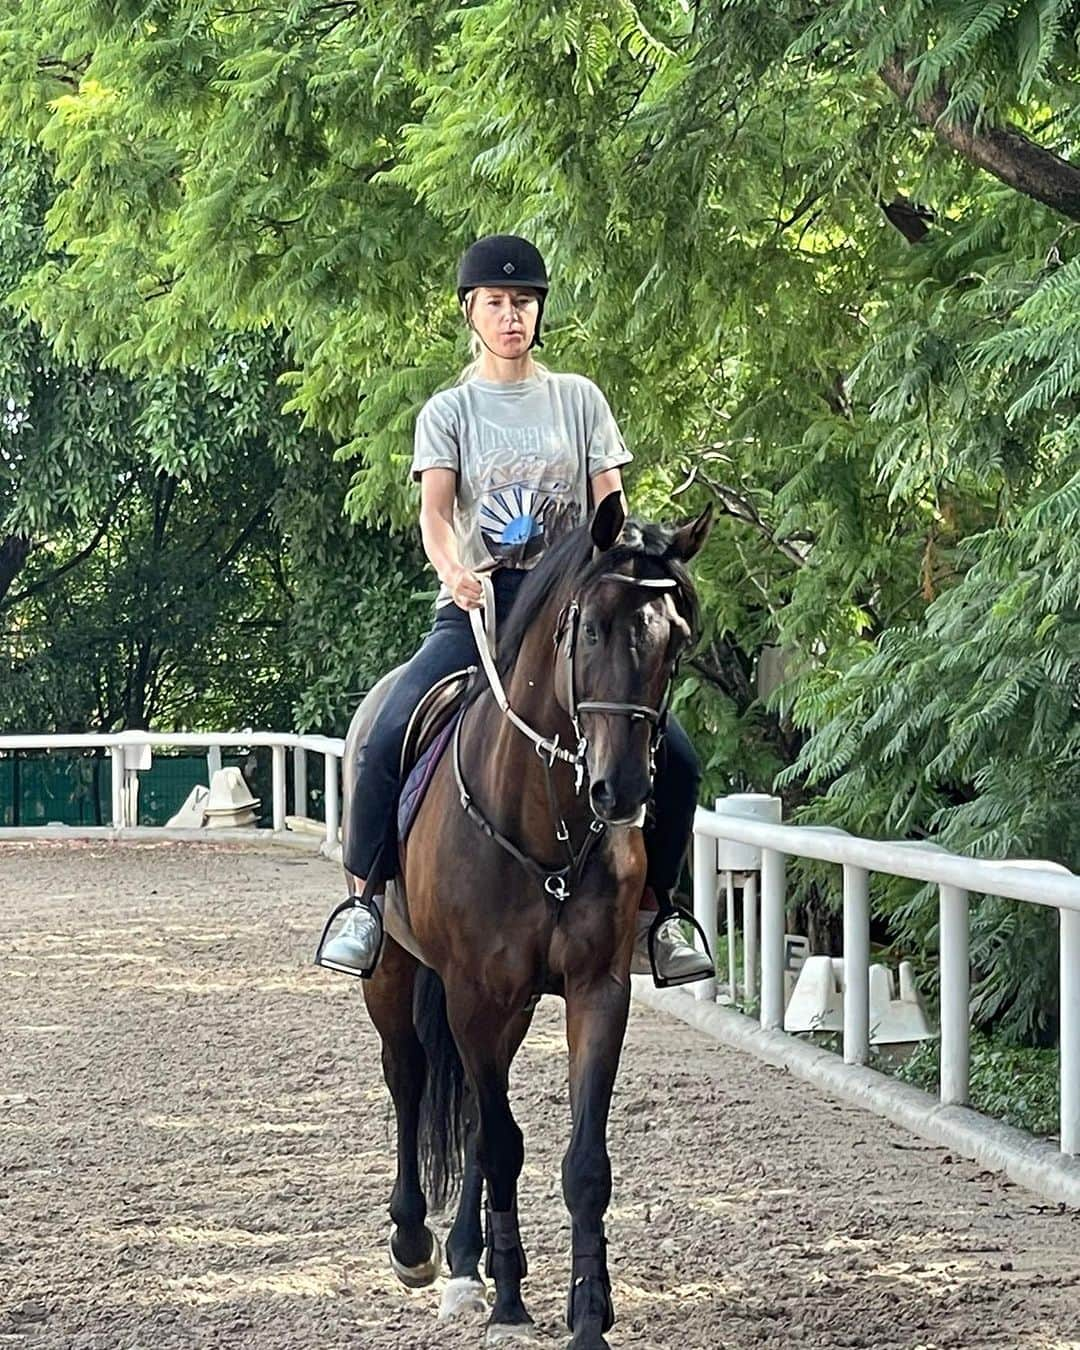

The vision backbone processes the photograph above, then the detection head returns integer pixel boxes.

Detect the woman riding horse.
[316,234,711,988]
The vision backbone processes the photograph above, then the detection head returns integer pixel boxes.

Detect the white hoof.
[485,1322,537,1345]
[388,1227,443,1289]
[438,1276,487,1322]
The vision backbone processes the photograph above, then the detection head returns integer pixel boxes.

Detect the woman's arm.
[418,468,483,609]
[590,466,626,510]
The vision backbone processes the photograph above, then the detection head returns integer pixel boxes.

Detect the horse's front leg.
[362,937,441,1286]
[561,976,631,1350]
[447,991,536,1344]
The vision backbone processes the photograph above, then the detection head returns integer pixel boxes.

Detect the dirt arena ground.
[1,839,1078,1350]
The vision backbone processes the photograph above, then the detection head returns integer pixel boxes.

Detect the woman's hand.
[447,563,484,611]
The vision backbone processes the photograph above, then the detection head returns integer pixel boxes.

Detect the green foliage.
[897,1033,1060,1137]
[4,0,1080,1044]
[0,139,430,736]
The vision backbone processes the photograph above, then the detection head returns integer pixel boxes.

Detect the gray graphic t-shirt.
[411,370,633,605]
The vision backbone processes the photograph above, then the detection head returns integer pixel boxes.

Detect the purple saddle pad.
[397,713,460,844]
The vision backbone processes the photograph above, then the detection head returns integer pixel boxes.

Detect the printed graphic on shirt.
[466,417,581,568]
[477,476,575,566]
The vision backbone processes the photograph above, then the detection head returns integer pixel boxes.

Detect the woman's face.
[466,286,540,358]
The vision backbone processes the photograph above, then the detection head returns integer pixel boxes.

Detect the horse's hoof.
[438,1276,487,1322]
[567,1333,609,1350]
[388,1226,442,1288]
[485,1320,537,1345]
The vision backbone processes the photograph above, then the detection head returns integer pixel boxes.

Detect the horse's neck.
[503,610,570,735]
[466,600,584,835]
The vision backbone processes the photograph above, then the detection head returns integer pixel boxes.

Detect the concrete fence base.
[0,823,337,852]
[632,979,1080,1210]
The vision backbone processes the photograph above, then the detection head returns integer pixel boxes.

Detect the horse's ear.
[665,503,714,563]
[590,490,626,553]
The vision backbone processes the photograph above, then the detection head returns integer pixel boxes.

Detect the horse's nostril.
[590,779,616,814]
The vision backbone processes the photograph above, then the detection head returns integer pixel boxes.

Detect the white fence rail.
[0,732,347,850]
[4,736,1075,1161]
[693,799,1080,1157]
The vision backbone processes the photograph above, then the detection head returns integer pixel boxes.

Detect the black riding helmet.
[457,234,549,349]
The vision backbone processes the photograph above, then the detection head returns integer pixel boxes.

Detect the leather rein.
[454,569,681,903]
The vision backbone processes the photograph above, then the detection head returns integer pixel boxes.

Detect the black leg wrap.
[485,1206,527,1280]
[566,1233,613,1333]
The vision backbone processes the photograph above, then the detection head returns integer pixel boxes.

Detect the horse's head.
[555,491,712,826]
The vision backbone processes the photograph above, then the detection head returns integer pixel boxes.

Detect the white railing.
[693,798,1080,1157]
[6,738,1074,1158]
[0,732,347,850]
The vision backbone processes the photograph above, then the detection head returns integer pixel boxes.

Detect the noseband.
[456,568,684,903]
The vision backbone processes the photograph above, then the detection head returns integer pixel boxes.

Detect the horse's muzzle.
[588,773,650,827]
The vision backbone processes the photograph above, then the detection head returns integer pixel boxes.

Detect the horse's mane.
[471,517,699,701]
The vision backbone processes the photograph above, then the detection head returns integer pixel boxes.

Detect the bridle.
[453,567,684,902]
[556,572,681,783]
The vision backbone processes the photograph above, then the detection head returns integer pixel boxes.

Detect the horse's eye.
[583,621,598,644]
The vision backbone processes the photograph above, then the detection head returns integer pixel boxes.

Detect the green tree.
[5,0,1080,1036]
[1,141,430,738]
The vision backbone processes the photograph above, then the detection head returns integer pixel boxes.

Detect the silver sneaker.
[631,911,714,987]
[315,898,384,978]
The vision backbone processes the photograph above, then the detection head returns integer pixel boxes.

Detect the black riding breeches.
[342,568,700,894]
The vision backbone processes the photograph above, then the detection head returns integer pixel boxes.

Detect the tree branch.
[881,54,1080,222]
[879,194,934,243]
[213,503,272,574]
[0,482,135,614]
[691,459,812,568]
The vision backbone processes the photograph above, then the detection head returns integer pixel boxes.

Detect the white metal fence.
[4,735,1076,1160]
[692,798,1080,1157]
[0,731,346,848]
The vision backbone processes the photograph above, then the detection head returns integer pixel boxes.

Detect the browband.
[597,573,678,589]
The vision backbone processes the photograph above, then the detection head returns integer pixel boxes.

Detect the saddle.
[395,666,474,844]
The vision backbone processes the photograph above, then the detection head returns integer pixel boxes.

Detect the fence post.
[744,872,758,1002]
[939,884,970,1107]
[110,744,125,828]
[761,847,787,1031]
[713,794,783,1011]
[271,745,287,833]
[843,864,870,1065]
[324,752,340,850]
[692,827,717,1003]
[293,747,308,818]
[1060,907,1080,1155]
[725,870,738,1001]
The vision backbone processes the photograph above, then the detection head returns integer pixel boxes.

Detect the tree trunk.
[0,535,32,604]
[881,54,1080,222]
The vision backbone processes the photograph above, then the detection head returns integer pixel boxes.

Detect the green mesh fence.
[0,750,271,827]
[0,751,109,826]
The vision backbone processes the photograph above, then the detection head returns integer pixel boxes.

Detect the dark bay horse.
[349,492,711,1349]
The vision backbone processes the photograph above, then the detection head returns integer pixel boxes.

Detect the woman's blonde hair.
[455,325,485,385]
